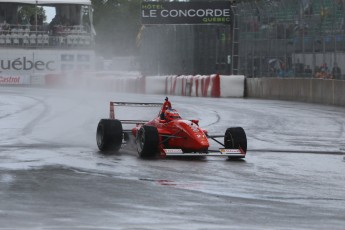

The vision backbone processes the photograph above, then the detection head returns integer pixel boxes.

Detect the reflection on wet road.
[0,87,344,229]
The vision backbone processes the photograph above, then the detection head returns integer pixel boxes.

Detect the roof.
[0,0,91,5]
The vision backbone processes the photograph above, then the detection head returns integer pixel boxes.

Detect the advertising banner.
[141,1,232,25]
[0,49,95,76]
[0,75,30,85]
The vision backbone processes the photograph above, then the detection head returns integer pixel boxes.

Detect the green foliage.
[17,6,46,24]
[91,0,141,57]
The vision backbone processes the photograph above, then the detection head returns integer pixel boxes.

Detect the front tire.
[136,126,159,158]
[224,127,247,159]
[96,119,123,152]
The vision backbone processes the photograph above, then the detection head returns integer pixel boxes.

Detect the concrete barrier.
[334,80,345,106]
[246,78,345,106]
[69,72,145,93]
[220,75,245,97]
[29,70,345,107]
[30,74,46,86]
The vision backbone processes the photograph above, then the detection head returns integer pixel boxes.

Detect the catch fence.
[237,0,345,79]
[139,0,345,80]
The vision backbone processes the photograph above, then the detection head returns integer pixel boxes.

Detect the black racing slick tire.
[136,125,159,158]
[224,127,247,157]
[96,119,123,152]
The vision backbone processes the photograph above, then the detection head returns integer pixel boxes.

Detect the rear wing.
[109,102,162,123]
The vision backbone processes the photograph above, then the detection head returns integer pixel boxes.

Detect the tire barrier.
[163,74,245,98]
[165,75,221,97]
[5,71,245,98]
[88,73,242,97]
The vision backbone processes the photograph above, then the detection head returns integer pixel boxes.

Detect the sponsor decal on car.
[219,148,243,154]
[164,149,183,154]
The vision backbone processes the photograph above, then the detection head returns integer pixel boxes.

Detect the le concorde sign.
[141,1,232,25]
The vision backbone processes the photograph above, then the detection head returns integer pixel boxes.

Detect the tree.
[91,0,141,57]
[17,5,46,25]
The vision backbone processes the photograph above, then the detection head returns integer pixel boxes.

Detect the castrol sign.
[0,75,30,85]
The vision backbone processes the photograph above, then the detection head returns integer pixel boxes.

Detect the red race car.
[96,101,247,159]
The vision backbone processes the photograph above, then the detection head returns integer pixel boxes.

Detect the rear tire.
[96,119,123,152]
[224,127,247,159]
[136,126,159,158]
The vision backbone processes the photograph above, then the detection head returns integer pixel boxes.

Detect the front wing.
[162,148,246,158]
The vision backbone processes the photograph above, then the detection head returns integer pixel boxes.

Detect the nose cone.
[195,136,209,149]
[178,120,209,150]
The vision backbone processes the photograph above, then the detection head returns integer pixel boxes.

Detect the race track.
[0,87,344,230]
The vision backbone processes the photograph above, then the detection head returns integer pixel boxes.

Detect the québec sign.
[0,57,56,72]
[141,1,232,25]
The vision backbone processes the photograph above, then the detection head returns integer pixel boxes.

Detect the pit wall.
[246,78,345,106]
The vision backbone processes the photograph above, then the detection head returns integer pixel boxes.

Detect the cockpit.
[164,109,181,122]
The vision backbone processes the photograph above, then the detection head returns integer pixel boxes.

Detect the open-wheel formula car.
[96,101,247,159]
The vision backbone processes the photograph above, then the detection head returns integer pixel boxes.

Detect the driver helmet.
[164,109,181,121]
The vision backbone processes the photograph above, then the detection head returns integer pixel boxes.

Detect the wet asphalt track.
[0,87,344,230]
